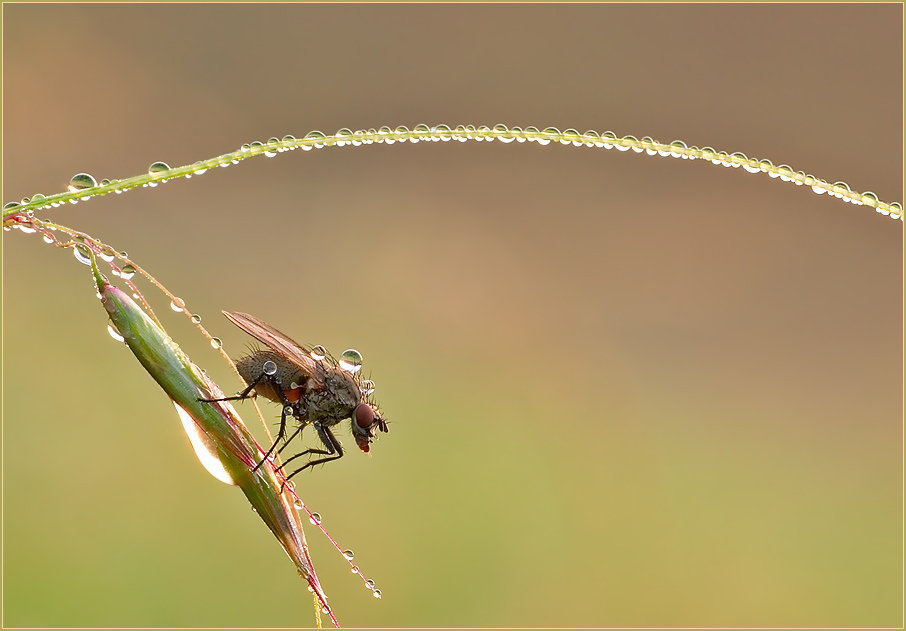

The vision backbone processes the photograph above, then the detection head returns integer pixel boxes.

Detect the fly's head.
[351,400,388,453]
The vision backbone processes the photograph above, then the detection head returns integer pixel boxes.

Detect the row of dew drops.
[3,124,901,220]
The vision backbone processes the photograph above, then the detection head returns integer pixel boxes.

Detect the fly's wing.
[223,311,325,388]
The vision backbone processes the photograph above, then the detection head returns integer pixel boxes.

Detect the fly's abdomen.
[236,350,306,404]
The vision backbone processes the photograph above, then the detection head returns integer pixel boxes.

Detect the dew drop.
[309,512,322,525]
[282,134,296,143]
[339,349,363,373]
[362,379,376,395]
[365,579,375,590]
[99,249,116,262]
[120,264,135,280]
[170,298,186,313]
[373,589,382,599]
[107,322,125,343]
[18,225,36,234]
[211,337,222,349]
[304,130,326,149]
[283,405,293,416]
[191,313,202,323]
[68,173,97,192]
[310,345,326,361]
[351,565,360,574]
[262,360,277,376]
[73,244,92,265]
[342,549,355,560]
[148,161,170,175]
[3,202,20,211]
[294,498,304,510]
[493,123,514,143]
[43,234,55,244]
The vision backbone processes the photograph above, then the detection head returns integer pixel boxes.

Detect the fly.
[202,311,387,481]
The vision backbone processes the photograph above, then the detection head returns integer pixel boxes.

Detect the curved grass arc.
[4,124,902,221]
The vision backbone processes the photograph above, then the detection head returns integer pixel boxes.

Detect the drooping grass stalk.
[88,254,341,628]
[3,124,902,222]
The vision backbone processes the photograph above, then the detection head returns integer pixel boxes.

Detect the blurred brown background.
[2,4,902,628]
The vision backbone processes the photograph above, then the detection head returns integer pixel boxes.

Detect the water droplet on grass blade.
[107,322,125,342]
[68,173,97,192]
[170,298,186,312]
[73,245,92,265]
[120,264,135,279]
[211,337,222,349]
[342,549,355,560]
[148,161,170,175]
[309,512,322,525]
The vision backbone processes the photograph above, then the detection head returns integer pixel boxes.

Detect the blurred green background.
[2,4,902,628]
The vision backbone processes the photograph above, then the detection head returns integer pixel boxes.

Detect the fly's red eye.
[354,403,374,429]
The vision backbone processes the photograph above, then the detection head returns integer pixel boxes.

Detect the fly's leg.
[278,426,305,454]
[252,398,295,473]
[278,425,344,488]
[198,373,263,403]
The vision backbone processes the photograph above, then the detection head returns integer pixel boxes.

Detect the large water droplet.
[148,161,170,175]
[120,264,136,280]
[107,322,125,343]
[339,349,363,373]
[68,173,97,192]
[73,244,92,265]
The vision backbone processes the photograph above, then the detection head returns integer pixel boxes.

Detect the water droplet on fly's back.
[339,349,363,373]
[211,337,222,349]
[148,161,170,175]
[170,298,185,312]
[263,360,277,375]
[107,322,125,343]
[309,512,322,525]
[342,549,355,560]
[310,345,326,361]
[120,264,135,279]
[73,244,92,265]
[68,173,97,192]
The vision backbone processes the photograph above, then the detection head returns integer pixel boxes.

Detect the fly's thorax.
[236,350,306,404]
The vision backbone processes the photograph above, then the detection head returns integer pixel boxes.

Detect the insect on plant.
[202,311,388,481]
